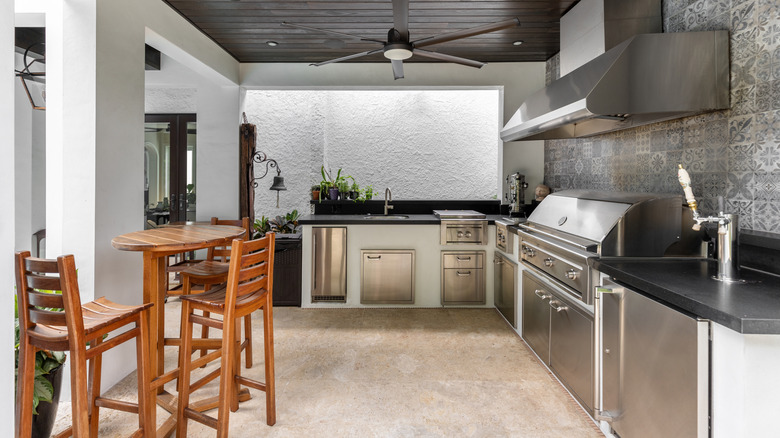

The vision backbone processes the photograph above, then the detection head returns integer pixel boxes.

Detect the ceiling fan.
[282,0,520,80]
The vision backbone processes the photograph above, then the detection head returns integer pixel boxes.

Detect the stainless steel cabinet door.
[494,254,517,327]
[521,271,551,364]
[360,250,415,304]
[549,293,594,413]
[312,227,347,301]
[600,280,709,438]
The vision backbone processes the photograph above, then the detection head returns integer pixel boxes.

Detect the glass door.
[144,114,196,228]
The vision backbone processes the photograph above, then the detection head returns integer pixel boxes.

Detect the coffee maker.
[505,172,528,217]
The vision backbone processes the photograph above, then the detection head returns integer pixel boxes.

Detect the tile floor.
[53,302,603,437]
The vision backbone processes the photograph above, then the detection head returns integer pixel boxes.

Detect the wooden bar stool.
[176,233,276,437]
[14,251,153,438]
[175,217,254,367]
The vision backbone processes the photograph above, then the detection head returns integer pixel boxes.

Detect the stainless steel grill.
[519,190,702,305]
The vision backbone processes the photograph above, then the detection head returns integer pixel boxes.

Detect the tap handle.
[677,164,698,213]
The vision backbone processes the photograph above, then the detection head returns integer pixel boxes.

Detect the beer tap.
[677,164,742,282]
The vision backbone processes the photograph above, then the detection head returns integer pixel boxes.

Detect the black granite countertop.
[592,258,780,334]
[299,214,506,225]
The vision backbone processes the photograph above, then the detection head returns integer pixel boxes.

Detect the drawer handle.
[543,257,555,267]
[366,255,382,260]
[456,256,472,261]
[456,271,472,277]
[549,300,568,312]
[494,259,504,265]
[534,289,551,300]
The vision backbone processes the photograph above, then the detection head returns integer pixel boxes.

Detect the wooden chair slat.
[238,262,268,283]
[28,308,68,326]
[25,257,59,273]
[241,249,269,268]
[26,275,63,292]
[28,290,65,308]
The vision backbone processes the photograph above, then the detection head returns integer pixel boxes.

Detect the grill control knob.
[544,257,554,267]
[566,269,578,280]
[465,231,472,238]
[527,248,535,257]
[457,231,464,238]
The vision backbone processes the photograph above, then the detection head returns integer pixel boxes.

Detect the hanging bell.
[269,176,287,191]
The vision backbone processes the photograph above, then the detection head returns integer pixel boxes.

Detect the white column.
[2,0,16,434]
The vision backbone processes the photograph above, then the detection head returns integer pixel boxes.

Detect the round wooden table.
[112,224,246,436]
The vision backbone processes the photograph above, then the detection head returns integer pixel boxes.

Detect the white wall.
[240,62,547,203]
[2,0,16,433]
[244,89,500,219]
[145,52,240,221]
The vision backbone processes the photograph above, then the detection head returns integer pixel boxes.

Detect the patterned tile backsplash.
[544,0,780,234]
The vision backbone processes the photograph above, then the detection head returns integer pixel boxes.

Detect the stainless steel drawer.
[442,252,484,269]
[360,250,415,304]
[442,268,485,304]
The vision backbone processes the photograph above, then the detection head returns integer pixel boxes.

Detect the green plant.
[14,292,67,414]
[253,216,272,238]
[254,210,301,237]
[186,183,196,204]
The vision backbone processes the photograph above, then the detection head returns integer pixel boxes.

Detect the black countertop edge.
[298,214,506,225]
[591,257,780,335]
[741,229,780,251]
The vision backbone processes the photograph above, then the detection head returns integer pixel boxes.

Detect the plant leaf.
[34,374,54,404]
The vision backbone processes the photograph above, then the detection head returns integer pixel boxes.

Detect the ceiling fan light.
[384,47,413,60]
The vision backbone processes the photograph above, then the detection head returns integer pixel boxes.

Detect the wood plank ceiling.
[162,0,578,64]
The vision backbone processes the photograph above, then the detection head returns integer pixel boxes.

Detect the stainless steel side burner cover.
[433,210,487,220]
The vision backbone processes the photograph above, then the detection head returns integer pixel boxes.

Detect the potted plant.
[338,181,350,200]
[363,185,375,200]
[255,210,301,237]
[15,294,68,438]
[321,166,343,200]
[348,177,360,201]
[311,185,321,201]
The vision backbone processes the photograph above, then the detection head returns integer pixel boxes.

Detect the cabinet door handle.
[366,255,382,260]
[549,300,568,312]
[456,271,471,276]
[534,289,551,300]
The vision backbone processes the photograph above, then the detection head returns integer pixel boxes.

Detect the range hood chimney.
[501,0,729,142]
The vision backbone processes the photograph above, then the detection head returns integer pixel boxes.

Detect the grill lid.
[526,190,684,257]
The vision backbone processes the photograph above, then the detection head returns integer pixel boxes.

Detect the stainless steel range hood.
[501,30,729,141]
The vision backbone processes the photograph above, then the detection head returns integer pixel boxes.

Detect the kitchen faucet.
[384,188,393,216]
[678,164,742,282]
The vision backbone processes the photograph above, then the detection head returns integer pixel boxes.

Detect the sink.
[363,215,409,220]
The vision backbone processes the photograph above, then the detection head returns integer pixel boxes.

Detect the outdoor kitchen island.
[298,200,508,309]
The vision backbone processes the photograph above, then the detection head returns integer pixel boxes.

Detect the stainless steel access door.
[494,253,517,327]
[311,227,347,302]
[598,279,709,438]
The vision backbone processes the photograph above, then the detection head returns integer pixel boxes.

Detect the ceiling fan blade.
[282,22,385,44]
[310,48,385,67]
[392,0,410,37]
[412,49,486,68]
[391,59,405,80]
[412,17,520,48]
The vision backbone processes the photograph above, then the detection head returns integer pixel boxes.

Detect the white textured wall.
[240,62,547,202]
[244,89,499,219]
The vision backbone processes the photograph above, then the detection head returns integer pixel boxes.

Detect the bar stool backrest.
[15,252,85,347]
[207,217,251,263]
[224,232,276,312]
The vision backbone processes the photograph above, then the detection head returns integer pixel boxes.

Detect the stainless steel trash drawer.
[360,250,415,304]
[441,250,486,305]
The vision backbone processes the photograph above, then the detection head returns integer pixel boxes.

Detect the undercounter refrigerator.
[311,227,347,302]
